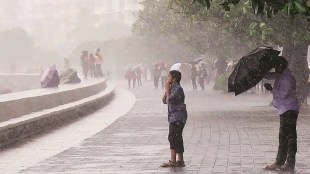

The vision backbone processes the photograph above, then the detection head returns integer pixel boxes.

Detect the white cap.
[170,63,181,72]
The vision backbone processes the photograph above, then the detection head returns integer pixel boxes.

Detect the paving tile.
[19,82,310,174]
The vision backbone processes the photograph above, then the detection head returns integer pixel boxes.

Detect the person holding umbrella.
[228,47,299,171]
[263,56,299,172]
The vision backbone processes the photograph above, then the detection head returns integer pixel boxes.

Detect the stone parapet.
[0,79,107,122]
[0,81,115,149]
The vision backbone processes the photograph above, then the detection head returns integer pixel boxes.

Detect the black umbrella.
[228,47,281,96]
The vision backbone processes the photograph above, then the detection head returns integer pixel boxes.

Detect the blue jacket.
[167,82,187,123]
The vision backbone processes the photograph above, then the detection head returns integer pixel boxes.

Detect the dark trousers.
[276,110,298,166]
[96,64,103,77]
[127,77,132,88]
[199,78,204,90]
[168,121,185,153]
[154,76,159,89]
[191,77,197,90]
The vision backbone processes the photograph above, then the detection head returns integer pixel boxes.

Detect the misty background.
[0,0,135,73]
[1,0,309,96]
[0,0,199,75]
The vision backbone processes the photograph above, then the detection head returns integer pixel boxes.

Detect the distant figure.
[80,51,89,79]
[160,63,168,89]
[41,65,60,88]
[60,68,81,84]
[132,69,137,88]
[190,64,197,90]
[89,53,96,78]
[125,67,133,88]
[95,48,104,78]
[136,67,143,86]
[198,63,207,90]
[153,65,160,89]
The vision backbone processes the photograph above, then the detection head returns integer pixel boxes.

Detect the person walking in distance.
[80,51,89,79]
[198,63,207,90]
[160,63,168,89]
[190,64,197,90]
[136,67,143,86]
[153,64,160,89]
[95,48,104,78]
[125,67,133,88]
[161,70,187,168]
[89,53,96,78]
[263,56,300,172]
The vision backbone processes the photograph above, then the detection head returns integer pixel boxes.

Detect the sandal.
[264,162,281,171]
[176,160,186,167]
[279,163,295,171]
[160,160,176,167]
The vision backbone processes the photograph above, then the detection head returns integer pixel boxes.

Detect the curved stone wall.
[0,79,107,122]
[0,81,115,149]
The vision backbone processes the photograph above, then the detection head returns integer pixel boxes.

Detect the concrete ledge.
[0,79,107,122]
[0,82,116,149]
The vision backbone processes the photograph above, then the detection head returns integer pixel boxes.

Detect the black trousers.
[168,121,185,153]
[154,76,159,88]
[191,77,197,90]
[276,110,298,166]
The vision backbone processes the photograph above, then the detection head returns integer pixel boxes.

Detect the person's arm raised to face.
[264,72,277,80]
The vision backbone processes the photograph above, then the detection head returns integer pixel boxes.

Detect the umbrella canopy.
[41,65,60,88]
[133,64,143,71]
[188,57,203,65]
[228,47,281,96]
[170,63,182,72]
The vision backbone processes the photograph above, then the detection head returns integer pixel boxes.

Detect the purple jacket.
[265,69,299,114]
[167,83,187,123]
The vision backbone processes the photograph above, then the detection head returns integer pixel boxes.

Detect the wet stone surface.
[20,81,310,174]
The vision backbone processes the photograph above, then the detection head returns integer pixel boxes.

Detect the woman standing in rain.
[161,69,187,168]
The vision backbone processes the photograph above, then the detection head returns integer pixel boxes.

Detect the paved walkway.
[19,81,310,174]
[0,86,135,174]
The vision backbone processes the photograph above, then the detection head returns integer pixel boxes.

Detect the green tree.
[176,0,310,18]
[135,0,310,99]
[0,28,61,72]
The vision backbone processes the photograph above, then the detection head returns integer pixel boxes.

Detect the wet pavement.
[5,80,310,173]
[0,86,135,174]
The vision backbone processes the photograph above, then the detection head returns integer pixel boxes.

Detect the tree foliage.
[135,0,310,100]
[172,0,310,19]
[0,28,61,73]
